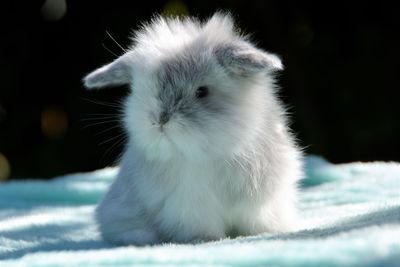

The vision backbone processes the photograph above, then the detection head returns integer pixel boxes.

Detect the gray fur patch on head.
[156,50,211,118]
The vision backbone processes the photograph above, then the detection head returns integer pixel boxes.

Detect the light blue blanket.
[1,156,399,266]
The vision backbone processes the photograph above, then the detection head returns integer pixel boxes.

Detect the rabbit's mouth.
[151,122,167,134]
[149,109,174,134]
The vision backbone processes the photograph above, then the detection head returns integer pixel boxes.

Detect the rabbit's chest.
[136,161,255,214]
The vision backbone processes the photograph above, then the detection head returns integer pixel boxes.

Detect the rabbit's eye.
[195,86,209,98]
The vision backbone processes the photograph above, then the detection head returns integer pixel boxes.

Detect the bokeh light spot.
[0,153,11,181]
[41,106,68,138]
[41,0,67,22]
[162,0,189,17]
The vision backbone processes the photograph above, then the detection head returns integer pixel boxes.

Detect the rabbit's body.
[84,13,303,245]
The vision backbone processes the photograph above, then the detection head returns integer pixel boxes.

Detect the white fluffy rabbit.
[84,13,303,245]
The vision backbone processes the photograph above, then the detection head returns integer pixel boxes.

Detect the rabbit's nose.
[159,111,170,125]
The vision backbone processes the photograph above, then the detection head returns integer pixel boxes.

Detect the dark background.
[0,0,399,180]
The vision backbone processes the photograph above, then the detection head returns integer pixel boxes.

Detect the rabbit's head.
[84,13,283,162]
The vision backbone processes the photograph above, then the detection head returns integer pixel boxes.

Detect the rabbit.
[83,12,303,245]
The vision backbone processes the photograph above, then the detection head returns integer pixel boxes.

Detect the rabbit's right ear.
[83,54,132,89]
[215,40,283,77]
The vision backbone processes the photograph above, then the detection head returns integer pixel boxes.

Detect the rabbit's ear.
[215,41,283,76]
[83,54,132,89]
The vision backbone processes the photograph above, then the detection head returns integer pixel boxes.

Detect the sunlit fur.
[84,13,303,245]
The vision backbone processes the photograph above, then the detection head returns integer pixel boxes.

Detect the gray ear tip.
[272,63,284,71]
[266,53,284,71]
[82,75,98,90]
[82,56,132,90]
[82,68,110,89]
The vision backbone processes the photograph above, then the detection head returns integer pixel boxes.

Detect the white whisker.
[81,97,123,109]
[106,30,127,53]
[81,119,120,129]
[102,43,119,58]
[101,135,127,163]
[96,125,123,136]
[99,133,125,146]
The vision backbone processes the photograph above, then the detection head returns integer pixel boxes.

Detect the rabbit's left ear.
[83,54,132,89]
[215,40,283,76]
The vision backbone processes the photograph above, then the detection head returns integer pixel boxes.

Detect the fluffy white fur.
[83,13,303,245]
